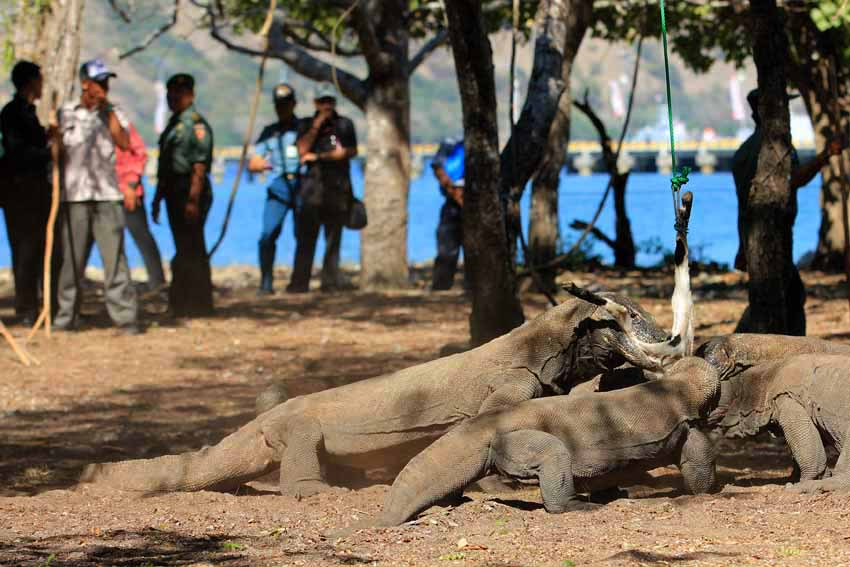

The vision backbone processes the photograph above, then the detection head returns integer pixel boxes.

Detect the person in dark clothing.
[153,73,214,317]
[249,83,303,295]
[288,83,358,293]
[431,138,464,291]
[0,61,53,324]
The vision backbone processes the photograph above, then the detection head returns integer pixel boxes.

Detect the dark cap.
[746,88,800,109]
[79,59,116,82]
[273,83,295,102]
[166,73,195,91]
[314,82,337,101]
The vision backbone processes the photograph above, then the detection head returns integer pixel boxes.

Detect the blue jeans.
[258,190,293,291]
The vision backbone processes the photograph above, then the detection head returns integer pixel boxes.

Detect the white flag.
[729,74,745,122]
[609,79,625,118]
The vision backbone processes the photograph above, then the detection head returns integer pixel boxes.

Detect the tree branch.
[407,28,448,74]
[207,12,368,108]
[573,91,616,172]
[569,220,617,250]
[350,0,396,74]
[118,0,180,59]
[108,0,132,23]
[279,19,362,56]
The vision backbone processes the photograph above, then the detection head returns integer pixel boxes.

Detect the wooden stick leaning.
[29,106,61,340]
[0,319,34,366]
[829,61,850,320]
[207,0,277,258]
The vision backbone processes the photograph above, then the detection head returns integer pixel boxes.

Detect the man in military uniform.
[290,83,358,293]
[248,83,303,295]
[0,61,53,324]
[154,73,214,316]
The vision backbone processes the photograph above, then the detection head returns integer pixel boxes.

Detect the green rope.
[659,0,689,231]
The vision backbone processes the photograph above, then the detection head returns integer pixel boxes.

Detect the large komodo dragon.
[709,352,850,494]
[376,357,719,526]
[79,293,674,497]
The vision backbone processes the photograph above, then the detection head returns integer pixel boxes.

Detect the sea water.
[0,162,823,271]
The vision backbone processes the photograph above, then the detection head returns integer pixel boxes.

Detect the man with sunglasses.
[55,59,140,334]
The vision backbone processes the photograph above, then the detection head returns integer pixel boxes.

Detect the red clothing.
[115,122,147,196]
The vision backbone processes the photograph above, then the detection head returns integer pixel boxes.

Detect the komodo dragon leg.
[261,413,330,498]
[677,427,717,494]
[477,372,543,415]
[787,428,850,494]
[773,396,828,484]
[489,430,594,513]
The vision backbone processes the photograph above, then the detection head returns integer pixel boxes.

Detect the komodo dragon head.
[578,292,670,374]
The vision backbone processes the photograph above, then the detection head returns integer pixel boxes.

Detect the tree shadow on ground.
[606,549,739,563]
[0,529,241,566]
[0,381,258,496]
[0,528,381,566]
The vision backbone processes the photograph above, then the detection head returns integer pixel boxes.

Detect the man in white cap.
[55,58,140,333]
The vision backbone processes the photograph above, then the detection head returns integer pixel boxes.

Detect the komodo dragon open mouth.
[565,191,695,375]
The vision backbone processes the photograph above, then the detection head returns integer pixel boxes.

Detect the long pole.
[828,58,850,319]
[207,0,278,258]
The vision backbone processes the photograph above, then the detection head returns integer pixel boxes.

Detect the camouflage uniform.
[157,103,214,316]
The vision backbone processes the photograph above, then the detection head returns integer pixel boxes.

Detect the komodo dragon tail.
[78,419,278,494]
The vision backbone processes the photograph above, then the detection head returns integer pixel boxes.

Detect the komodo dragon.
[710,353,850,493]
[376,357,719,526]
[696,333,850,381]
[79,294,672,497]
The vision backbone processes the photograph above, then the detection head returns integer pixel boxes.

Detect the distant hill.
[5,0,788,148]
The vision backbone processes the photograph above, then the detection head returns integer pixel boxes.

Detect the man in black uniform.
[289,83,358,293]
[154,73,214,316]
[0,61,53,324]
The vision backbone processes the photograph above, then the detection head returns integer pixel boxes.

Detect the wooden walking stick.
[29,101,61,340]
[0,318,33,366]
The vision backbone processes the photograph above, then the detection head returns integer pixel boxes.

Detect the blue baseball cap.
[79,59,117,82]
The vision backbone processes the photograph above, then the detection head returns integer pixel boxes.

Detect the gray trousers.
[55,201,138,328]
[125,202,165,287]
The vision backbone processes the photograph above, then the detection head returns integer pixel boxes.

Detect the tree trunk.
[445,0,524,346]
[742,0,805,335]
[786,14,850,273]
[612,171,636,267]
[528,0,592,289]
[360,72,411,289]
[12,0,85,122]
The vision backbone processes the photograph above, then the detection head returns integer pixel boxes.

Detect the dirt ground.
[2,265,850,567]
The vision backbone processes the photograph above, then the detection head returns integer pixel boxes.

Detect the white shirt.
[58,101,129,202]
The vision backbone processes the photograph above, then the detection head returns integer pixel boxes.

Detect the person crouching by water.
[431,138,465,291]
[248,83,303,295]
[153,73,214,317]
[288,83,358,293]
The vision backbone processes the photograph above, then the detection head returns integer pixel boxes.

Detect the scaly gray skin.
[696,334,850,381]
[696,334,850,428]
[79,295,669,497]
[379,357,719,526]
[711,354,850,494]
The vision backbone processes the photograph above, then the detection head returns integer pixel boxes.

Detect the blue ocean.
[0,163,824,271]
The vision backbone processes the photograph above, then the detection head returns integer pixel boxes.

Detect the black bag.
[346,197,368,230]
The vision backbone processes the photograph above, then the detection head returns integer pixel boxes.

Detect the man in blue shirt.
[249,83,303,294]
[431,138,464,290]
